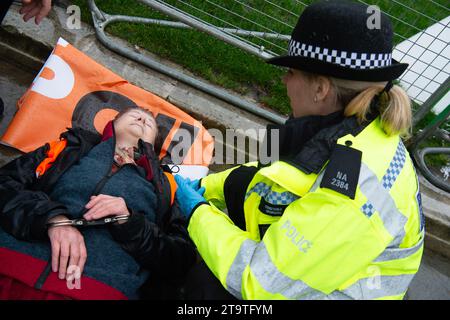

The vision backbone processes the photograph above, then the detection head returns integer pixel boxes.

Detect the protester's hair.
[300,71,412,138]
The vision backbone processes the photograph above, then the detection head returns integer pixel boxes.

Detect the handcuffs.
[46,215,130,228]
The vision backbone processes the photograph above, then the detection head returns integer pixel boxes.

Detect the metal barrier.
[86,0,449,191]
[409,94,449,192]
[87,0,287,125]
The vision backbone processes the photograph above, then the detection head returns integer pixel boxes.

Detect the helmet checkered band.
[288,39,392,70]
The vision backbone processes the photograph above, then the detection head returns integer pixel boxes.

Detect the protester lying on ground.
[0,106,196,300]
[175,0,424,300]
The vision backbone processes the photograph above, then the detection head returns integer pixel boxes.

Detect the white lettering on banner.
[280,220,312,253]
[31,55,75,100]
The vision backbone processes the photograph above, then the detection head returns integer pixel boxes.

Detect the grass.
[72,0,449,116]
[72,0,449,170]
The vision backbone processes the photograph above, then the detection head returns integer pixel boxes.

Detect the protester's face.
[114,109,158,145]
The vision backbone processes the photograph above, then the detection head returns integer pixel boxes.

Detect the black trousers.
[0,0,14,25]
[138,259,237,300]
[183,260,237,300]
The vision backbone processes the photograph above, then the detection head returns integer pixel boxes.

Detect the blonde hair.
[330,78,412,138]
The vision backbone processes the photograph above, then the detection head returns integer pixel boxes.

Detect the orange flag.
[1,38,214,166]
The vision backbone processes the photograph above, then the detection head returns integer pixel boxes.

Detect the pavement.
[0,3,449,300]
[407,249,450,300]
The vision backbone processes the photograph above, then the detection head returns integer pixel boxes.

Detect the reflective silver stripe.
[413,167,426,232]
[226,238,416,299]
[359,163,407,247]
[340,274,415,299]
[249,241,326,300]
[249,242,414,300]
[324,291,353,300]
[309,169,325,193]
[226,240,325,299]
[374,232,424,262]
[225,158,414,299]
[226,239,257,299]
[226,239,327,299]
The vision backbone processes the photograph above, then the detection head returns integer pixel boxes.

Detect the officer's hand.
[187,178,201,191]
[47,215,87,281]
[175,175,207,218]
[20,0,52,25]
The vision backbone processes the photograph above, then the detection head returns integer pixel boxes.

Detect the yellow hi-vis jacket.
[188,117,424,300]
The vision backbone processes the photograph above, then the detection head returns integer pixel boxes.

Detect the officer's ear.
[314,75,332,103]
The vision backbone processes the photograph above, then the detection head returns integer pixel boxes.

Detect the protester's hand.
[20,0,52,25]
[175,175,207,219]
[47,215,87,280]
[83,194,131,223]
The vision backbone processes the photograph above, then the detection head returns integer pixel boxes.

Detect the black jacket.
[0,0,13,24]
[0,127,196,283]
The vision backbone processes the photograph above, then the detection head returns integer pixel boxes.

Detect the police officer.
[175,0,424,300]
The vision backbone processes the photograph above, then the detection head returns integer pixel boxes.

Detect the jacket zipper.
[77,124,122,217]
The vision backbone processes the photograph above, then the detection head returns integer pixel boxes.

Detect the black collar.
[263,111,369,174]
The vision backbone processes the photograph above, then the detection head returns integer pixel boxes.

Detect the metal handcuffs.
[46,215,130,228]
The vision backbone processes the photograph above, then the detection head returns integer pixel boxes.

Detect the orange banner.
[1,38,213,166]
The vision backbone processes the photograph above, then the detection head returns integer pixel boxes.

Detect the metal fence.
[87,0,449,191]
[131,0,450,106]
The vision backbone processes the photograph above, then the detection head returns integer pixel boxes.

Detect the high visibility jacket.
[188,117,424,300]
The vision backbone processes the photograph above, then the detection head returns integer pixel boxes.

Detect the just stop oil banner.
[1,38,214,167]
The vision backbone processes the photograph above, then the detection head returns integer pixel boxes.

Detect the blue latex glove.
[186,178,201,191]
[175,175,207,219]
